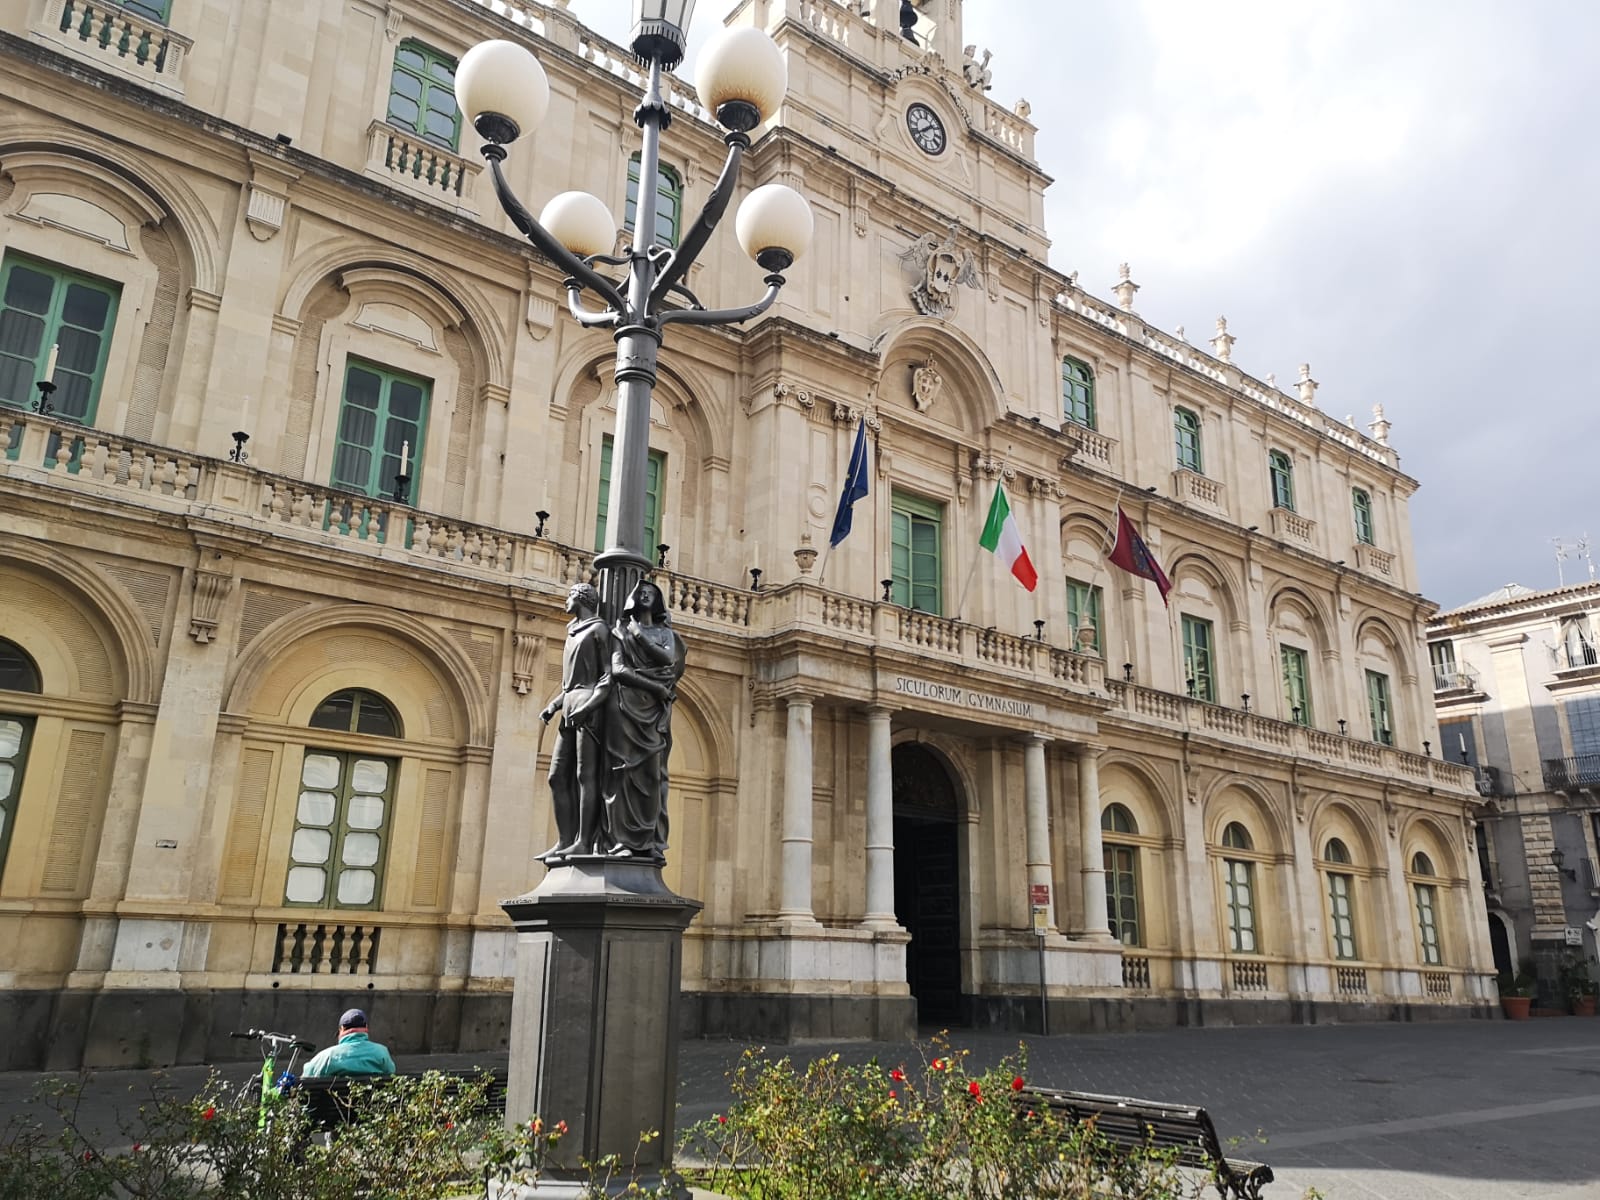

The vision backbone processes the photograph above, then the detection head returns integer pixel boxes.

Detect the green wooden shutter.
[0,254,120,422]
[890,491,943,614]
[1067,579,1102,653]
[1061,357,1095,429]
[119,0,171,21]
[1182,615,1215,702]
[1280,644,1312,725]
[1352,488,1375,545]
[1269,451,1295,511]
[388,42,461,150]
[1328,873,1357,960]
[1366,670,1393,744]
[332,360,429,502]
[595,435,664,552]
[1174,407,1202,472]
[625,154,682,248]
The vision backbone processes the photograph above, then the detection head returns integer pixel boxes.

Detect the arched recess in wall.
[1308,796,1391,964]
[1060,510,1116,653]
[1165,551,1244,700]
[0,550,154,902]
[555,348,718,561]
[1354,612,1413,747]
[0,135,216,441]
[1266,585,1336,726]
[216,606,485,915]
[275,248,504,514]
[872,318,1007,438]
[1399,812,1467,968]
[1097,757,1178,954]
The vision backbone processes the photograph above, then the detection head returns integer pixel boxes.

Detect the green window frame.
[1327,871,1357,960]
[1352,488,1375,546]
[1067,578,1102,655]
[625,153,682,249]
[387,41,461,150]
[1101,804,1140,947]
[1268,450,1295,511]
[119,0,172,21]
[1366,669,1393,745]
[1280,644,1312,725]
[1224,858,1257,953]
[1182,614,1216,702]
[890,490,944,614]
[1413,881,1441,965]
[1061,357,1095,429]
[332,359,430,504]
[0,253,120,423]
[1174,407,1203,473]
[595,435,665,554]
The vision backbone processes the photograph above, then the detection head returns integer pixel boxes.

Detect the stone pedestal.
[500,860,702,1195]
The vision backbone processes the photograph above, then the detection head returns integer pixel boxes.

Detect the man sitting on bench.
[300,1008,396,1078]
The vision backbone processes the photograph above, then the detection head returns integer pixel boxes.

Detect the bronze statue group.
[540,579,686,865]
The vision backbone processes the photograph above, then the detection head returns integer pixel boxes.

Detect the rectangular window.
[1103,844,1140,946]
[285,751,395,910]
[890,491,943,614]
[1561,618,1598,670]
[388,42,461,150]
[625,155,681,249]
[1061,358,1096,429]
[1429,640,1458,690]
[1327,872,1357,960]
[1225,858,1257,953]
[1439,719,1478,767]
[118,0,171,21]
[1366,669,1393,745]
[1566,696,1600,758]
[0,715,34,886]
[1182,614,1216,702]
[1280,644,1312,725]
[0,254,120,423]
[1268,450,1295,511]
[594,435,665,554]
[1174,407,1203,473]
[331,360,429,503]
[1352,488,1375,546]
[1067,578,1102,655]
[1414,883,1441,965]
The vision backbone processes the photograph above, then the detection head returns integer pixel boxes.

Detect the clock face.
[906,103,946,155]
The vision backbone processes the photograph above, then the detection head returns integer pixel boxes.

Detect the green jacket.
[300,1031,396,1078]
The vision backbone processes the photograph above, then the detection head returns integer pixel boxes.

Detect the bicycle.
[229,1028,316,1131]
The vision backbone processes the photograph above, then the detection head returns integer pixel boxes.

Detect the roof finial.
[1112,263,1139,313]
[1368,403,1391,446]
[1297,362,1319,407]
[1210,316,1235,363]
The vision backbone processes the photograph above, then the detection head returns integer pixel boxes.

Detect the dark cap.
[339,1008,368,1030]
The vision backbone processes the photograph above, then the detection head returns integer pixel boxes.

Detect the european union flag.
[829,417,870,548]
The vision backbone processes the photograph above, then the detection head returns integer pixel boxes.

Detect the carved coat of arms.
[899,229,982,319]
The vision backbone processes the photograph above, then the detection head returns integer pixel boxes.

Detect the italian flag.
[978,483,1038,592]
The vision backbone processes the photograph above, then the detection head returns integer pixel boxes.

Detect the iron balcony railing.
[1473,766,1511,798]
[1563,643,1600,670]
[1544,754,1600,791]
[1432,667,1478,692]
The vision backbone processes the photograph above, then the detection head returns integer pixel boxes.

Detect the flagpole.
[816,540,834,585]
[953,476,997,620]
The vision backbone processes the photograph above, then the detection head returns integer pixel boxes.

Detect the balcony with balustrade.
[1545,754,1600,793]
[33,0,191,98]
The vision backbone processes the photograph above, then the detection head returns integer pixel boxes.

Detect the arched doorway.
[1487,911,1513,977]
[892,743,964,1025]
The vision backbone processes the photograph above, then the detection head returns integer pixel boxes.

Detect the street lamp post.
[457,6,811,1192]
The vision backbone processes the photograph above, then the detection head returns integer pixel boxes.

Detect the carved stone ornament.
[512,631,543,696]
[911,358,943,411]
[899,230,982,319]
[189,568,232,644]
[961,45,993,91]
[774,380,815,409]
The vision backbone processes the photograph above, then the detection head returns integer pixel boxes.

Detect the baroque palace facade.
[0,0,1491,1068]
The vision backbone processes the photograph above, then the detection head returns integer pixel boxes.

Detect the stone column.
[779,694,815,923]
[1077,744,1115,941]
[862,706,898,929]
[1022,733,1055,932]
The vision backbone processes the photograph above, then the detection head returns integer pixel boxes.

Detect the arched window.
[1061,357,1095,429]
[1409,851,1442,965]
[387,41,461,150]
[1351,488,1375,546]
[1101,804,1140,946]
[626,154,682,249]
[287,690,401,909]
[0,638,41,885]
[1322,838,1357,960]
[1220,821,1257,953]
[1268,450,1295,511]
[1173,407,1203,473]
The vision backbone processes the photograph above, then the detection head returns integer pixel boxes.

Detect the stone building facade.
[1428,581,1600,998]
[0,0,1491,1068]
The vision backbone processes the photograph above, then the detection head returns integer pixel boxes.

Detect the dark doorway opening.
[1488,912,1513,978]
[892,743,964,1026]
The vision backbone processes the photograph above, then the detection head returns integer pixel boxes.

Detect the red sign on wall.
[1030,884,1050,907]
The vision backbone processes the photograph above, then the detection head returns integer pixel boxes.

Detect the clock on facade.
[905,103,946,155]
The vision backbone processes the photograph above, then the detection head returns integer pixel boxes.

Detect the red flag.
[1107,507,1172,606]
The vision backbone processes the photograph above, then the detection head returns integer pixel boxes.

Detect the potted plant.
[1499,965,1535,1020]
[1559,952,1597,1016]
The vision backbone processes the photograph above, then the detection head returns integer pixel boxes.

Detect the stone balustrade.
[38,0,191,97]
[365,121,482,213]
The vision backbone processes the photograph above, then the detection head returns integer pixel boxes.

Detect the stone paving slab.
[4,1018,1598,1199]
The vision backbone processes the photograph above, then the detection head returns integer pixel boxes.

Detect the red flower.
[716,1114,727,1125]
[1012,1076,1026,1092]
[530,1117,543,1134]
[930,1058,945,1071]
[555,1120,568,1135]
[1026,1110,1035,1119]
[132,1143,142,1154]
[201,1106,216,1121]
[888,1090,896,1100]
[82,1150,95,1163]
[890,1068,906,1082]
[968,1080,982,1100]
[445,1121,456,1131]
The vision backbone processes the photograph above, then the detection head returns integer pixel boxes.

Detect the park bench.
[1018,1085,1273,1199]
[292,1068,508,1132]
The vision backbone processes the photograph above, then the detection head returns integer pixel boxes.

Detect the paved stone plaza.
[3,1019,1597,1198]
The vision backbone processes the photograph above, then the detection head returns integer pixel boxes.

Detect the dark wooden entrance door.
[892,743,964,1026]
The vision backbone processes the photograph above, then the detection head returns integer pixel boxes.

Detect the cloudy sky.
[565,1,1599,609]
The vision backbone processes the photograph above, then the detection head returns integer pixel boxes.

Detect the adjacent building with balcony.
[1429,581,1600,994]
[0,0,1491,1069]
